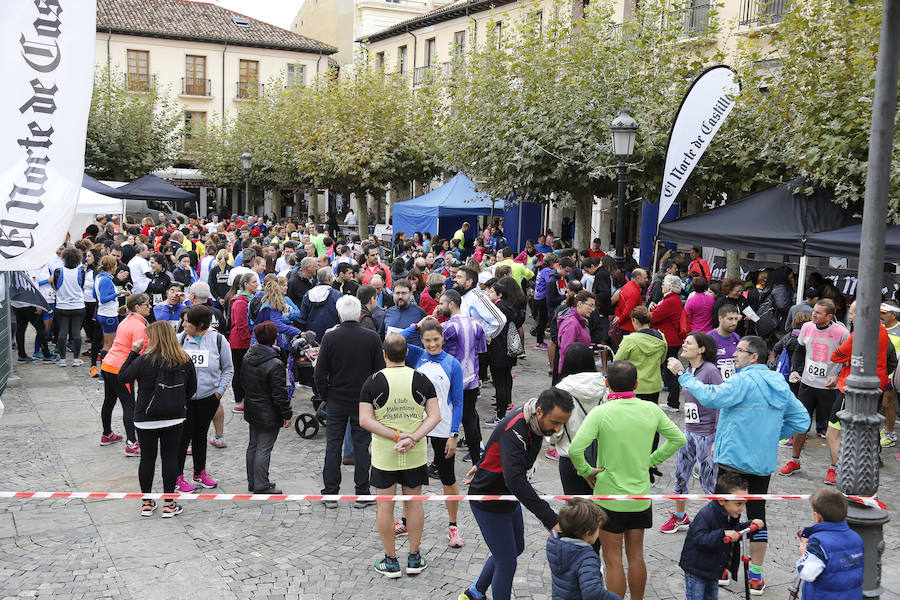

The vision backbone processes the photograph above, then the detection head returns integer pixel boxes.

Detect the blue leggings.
[470,503,525,600]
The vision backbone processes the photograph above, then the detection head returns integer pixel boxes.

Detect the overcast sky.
[207,0,300,30]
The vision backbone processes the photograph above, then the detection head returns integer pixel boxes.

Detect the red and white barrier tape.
[0,491,887,509]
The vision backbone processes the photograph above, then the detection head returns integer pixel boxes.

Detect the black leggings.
[13,306,49,358]
[136,424,184,493]
[83,302,103,367]
[492,366,513,418]
[533,300,549,345]
[102,370,137,442]
[231,347,248,403]
[178,395,220,476]
[55,308,84,360]
[462,388,482,463]
[661,345,681,408]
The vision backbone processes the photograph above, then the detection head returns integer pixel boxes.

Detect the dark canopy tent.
[117,174,196,200]
[657,178,857,255]
[82,174,127,198]
[805,224,900,263]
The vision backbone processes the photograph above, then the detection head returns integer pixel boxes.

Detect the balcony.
[182,77,211,96]
[126,72,150,92]
[738,0,789,27]
[413,65,434,86]
[235,81,264,99]
[670,3,712,38]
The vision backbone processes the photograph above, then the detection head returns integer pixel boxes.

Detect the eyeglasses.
[734,348,751,354]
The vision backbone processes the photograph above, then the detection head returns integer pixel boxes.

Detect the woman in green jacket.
[613,305,668,403]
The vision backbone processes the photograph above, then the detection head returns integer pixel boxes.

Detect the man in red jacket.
[825,300,898,485]
[688,247,711,281]
[613,269,648,334]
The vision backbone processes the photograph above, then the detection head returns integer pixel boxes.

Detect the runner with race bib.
[708,304,742,382]
[779,299,848,477]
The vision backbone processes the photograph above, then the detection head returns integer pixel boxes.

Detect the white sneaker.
[661,404,679,413]
[57,359,67,367]
[71,358,84,367]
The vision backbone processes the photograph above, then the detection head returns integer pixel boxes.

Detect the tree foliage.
[85,67,182,180]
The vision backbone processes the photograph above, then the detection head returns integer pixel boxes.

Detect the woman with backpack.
[248,276,300,351]
[52,247,86,368]
[174,305,234,493]
[226,273,258,414]
[484,277,526,425]
[119,320,197,518]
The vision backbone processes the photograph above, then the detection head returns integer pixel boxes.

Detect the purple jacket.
[557,308,591,370]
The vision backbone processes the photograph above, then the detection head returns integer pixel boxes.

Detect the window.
[398,45,407,74]
[453,31,466,57]
[184,55,207,95]
[287,63,306,87]
[375,51,385,70]
[184,111,206,147]
[238,59,259,98]
[425,38,436,67]
[126,49,149,92]
[232,16,251,28]
[493,22,503,48]
[532,11,543,36]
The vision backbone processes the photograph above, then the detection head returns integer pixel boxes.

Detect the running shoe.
[100,432,123,446]
[545,446,559,461]
[232,403,244,414]
[321,500,338,509]
[175,475,196,493]
[661,404,679,413]
[161,502,183,518]
[192,470,217,489]
[71,358,84,367]
[447,526,464,548]
[41,354,56,363]
[880,429,896,448]
[748,574,766,595]
[779,437,793,446]
[140,500,157,517]
[816,432,826,438]
[517,352,526,360]
[89,366,99,377]
[17,356,34,362]
[186,442,192,455]
[406,552,427,575]
[778,460,802,476]
[354,500,375,509]
[718,569,730,586]
[395,520,408,536]
[484,416,500,426]
[824,467,837,485]
[57,359,67,367]
[374,556,401,579]
[534,343,548,350]
[462,451,472,462]
[459,590,486,600]
[209,437,227,448]
[659,512,691,534]
[124,441,140,457]
[33,350,45,360]
[427,463,440,479]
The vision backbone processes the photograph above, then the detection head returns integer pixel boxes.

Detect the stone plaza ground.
[1,328,898,599]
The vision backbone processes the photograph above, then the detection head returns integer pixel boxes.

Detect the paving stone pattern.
[1,326,898,599]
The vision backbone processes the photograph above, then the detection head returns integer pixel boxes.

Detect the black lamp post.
[610,110,638,270]
[241,151,252,215]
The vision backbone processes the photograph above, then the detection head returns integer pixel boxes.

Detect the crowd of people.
[12,211,888,600]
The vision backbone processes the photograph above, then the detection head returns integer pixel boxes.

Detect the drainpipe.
[106,30,112,77]
[408,26,417,80]
[221,41,227,124]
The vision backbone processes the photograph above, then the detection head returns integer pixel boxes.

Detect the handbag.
[506,322,523,357]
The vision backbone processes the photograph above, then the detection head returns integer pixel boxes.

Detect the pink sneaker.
[447,526,465,548]
[659,512,691,533]
[545,446,559,461]
[192,470,217,489]
[100,432,123,446]
[175,475,196,493]
[124,441,140,457]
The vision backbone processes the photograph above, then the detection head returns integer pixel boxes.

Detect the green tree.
[84,68,182,180]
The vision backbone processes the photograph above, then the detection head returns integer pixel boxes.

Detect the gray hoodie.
[549,371,607,456]
[178,329,234,399]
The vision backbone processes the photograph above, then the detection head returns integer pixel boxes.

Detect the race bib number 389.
[187,349,209,368]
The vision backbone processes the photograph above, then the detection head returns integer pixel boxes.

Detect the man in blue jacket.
[667,335,810,596]
[298,267,342,341]
[384,279,426,346]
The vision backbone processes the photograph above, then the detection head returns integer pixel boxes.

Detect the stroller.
[288,331,325,438]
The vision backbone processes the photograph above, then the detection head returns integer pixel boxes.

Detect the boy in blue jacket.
[679,470,764,600]
[796,487,864,600]
[546,498,622,600]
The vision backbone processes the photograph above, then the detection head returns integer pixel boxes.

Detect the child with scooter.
[795,487,864,599]
[679,470,764,600]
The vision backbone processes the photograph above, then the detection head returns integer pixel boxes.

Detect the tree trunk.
[357,191,369,237]
[726,249,740,278]
[573,190,593,251]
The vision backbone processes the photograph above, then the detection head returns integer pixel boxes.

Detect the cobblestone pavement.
[1,327,898,600]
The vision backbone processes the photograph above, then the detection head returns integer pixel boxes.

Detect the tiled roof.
[97,0,336,54]
[356,0,517,43]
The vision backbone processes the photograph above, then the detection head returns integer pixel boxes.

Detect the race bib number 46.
[187,349,209,368]
[684,402,700,424]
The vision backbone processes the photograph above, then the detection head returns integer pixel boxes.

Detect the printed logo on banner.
[1,1,95,269]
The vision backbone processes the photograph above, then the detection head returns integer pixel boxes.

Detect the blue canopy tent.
[392,174,504,244]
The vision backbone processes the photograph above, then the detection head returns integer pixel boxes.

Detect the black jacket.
[470,407,558,530]
[591,267,613,317]
[119,351,197,424]
[207,264,231,303]
[680,499,748,581]
[487,300,524,369]
[241,343,291,428]
[287,271,315,306]
[359,306,379,335]
[313,321,385,404]
[333,279,359,296]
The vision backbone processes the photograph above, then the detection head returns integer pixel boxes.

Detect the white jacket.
[549,372,607,456]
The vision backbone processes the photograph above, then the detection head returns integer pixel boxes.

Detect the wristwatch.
[450,432,459,438]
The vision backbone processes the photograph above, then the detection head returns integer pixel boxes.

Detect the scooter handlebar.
[723,522,759,543]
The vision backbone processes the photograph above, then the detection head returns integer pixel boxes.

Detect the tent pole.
[797,239,808,305]
[650,222,661,274]
[517,202,523,253]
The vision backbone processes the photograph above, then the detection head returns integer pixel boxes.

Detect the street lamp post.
[837,0,898,597]
[241,151,252,215]
[610,110,638,271]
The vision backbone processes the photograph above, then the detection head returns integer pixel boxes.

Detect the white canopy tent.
[67,186,126,241]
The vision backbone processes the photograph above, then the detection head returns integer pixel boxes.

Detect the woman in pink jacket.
[556,290,596,371]
[100,293,150,456]
[226,273,258,414]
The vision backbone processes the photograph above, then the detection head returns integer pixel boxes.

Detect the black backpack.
[146,364,188,419]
